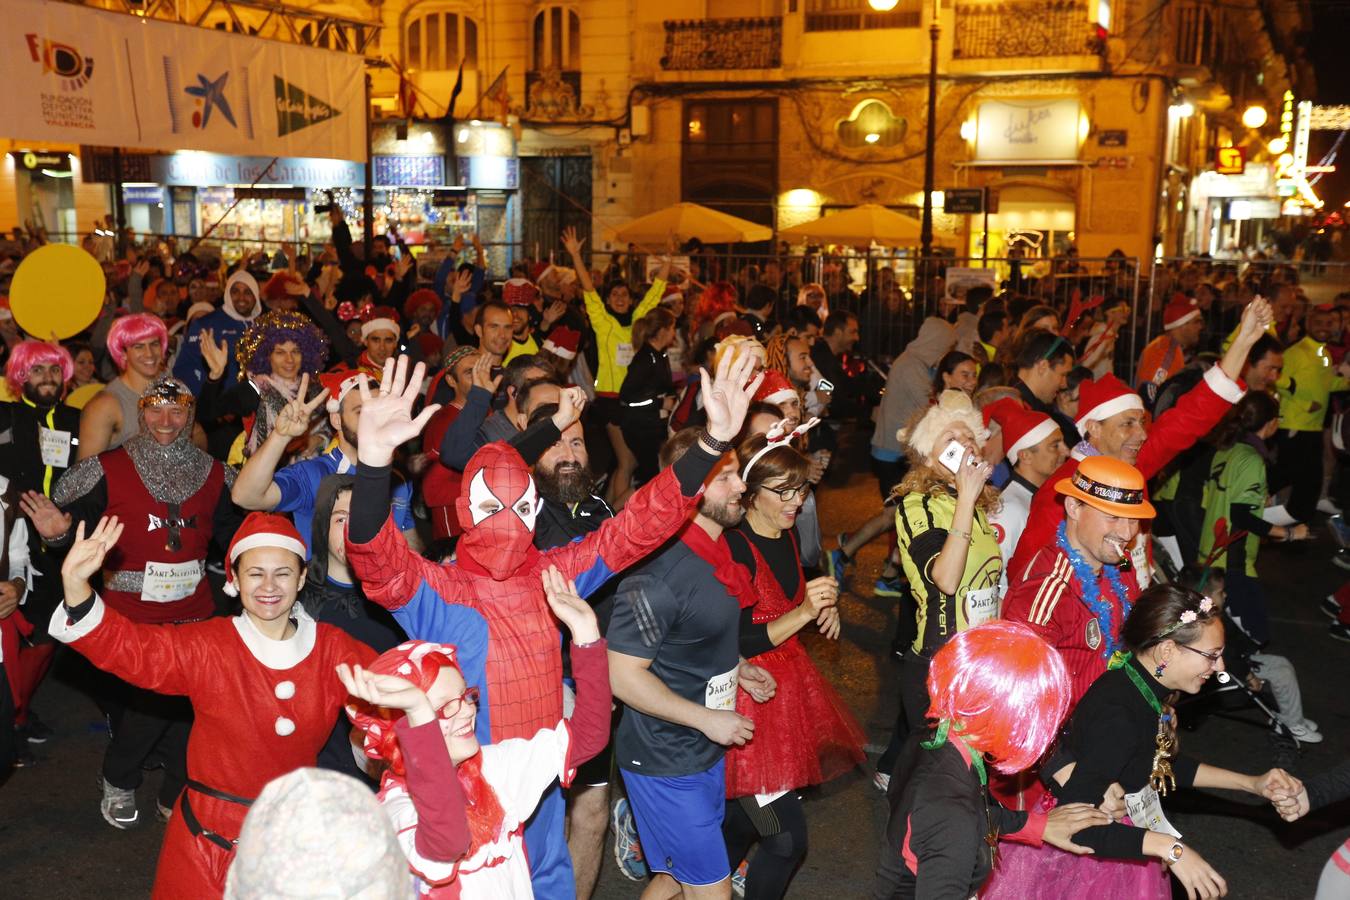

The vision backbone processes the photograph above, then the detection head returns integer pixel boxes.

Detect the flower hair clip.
[1156,597,1215,639]
[1198,596,1214,614]
[741,417,821,482]
[1178,610,1197,625]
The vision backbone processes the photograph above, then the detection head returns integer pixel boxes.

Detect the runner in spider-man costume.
[345,354,762,899]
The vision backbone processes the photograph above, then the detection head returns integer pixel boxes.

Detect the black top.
[874,733,1031,900]
[1306,758,1350,812]
[0,400,81,496]
[726,525,798,659]
[618,344,673,410]
[304,577,406,785]
[1044,655,1200,858]
[608,538,743,776]
[1014,378,1081,448]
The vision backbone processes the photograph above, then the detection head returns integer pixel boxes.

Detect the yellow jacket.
[583,279,665,395]
[1277,336,1350,431]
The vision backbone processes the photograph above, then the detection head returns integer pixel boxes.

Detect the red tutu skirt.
[979,794,1171,899]
[725,638,867,798]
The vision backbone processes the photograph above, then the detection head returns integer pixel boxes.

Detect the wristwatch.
[1165,841,1185,864]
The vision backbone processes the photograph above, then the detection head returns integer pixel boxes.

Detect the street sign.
[1098,130,1128,147]
[1214,146,1246,175]
[945,188,984,214]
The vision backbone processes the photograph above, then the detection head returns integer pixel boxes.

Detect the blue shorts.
[621,760,729,886]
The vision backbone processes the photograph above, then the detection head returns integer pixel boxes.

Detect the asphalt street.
[1,453,1347,899]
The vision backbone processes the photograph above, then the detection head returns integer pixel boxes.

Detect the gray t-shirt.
[607,540,742,777]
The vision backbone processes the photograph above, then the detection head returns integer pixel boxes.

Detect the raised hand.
[738,661,776,703]
[470,352,501,394]
[61,516,124,599]
[561,226,585,259]
[699,345,765,444]
[552,386,587,433]
[451,268,473,302]
[541,299,567,329]
[199,327,230,381]
[1235,296,1274,347]
[356,356,441,467]
[272,373,330,440]
[541,566,600,645]
[336,662,432,717]
[954,448,994,501]
[19,490,72,541]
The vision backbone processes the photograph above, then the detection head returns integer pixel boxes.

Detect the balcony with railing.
[659,17,783,71]
[953,0,1102,64]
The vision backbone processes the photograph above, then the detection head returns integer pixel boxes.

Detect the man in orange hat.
[1004,455,1156,706]
[1008,296,1273,587]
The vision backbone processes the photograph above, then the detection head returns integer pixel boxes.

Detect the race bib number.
[964,586,1000,627]
[704,666,738,711]
[1125,785,1182,839]
[615,342,635,368]
[39,427,71,468]
[1130,541,1151,590]
[142,560,204,603]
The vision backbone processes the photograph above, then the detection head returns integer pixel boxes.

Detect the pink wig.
[5,340,74,387]
[107,313,168,370]
[926,621,1070,774]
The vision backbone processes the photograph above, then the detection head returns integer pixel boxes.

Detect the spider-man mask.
[455,442,542,581]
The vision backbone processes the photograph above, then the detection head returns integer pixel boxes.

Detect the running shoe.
[873,771,891,793]
[1322,596,1343,620]
[610,797,648,881]
[731,859,749,897]
[156,800,174,823]
[1319,497,1344,516]
[101,778,140,830]
[1331,623,1350,643]
[1286,721,1324,743]
[1329,515,1350,549]
[1334,550,1350,572]
[22,712,53,745]
[874,575,907,598]
[827,549,851,588]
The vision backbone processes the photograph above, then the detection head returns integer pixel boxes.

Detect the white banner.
[3,0,366,161]
[974,99,1082,164]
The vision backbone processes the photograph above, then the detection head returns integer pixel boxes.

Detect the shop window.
[836,99,905,148]
[681,100,778,236]
[405,6,480,72]
[532,5,581,73]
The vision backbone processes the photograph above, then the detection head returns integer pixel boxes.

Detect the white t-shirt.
[382,723,574,899]
[989,475,1035,598]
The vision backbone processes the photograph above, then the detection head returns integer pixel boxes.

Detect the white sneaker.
[100,779,140,830]
[1318,497,1344,515]
[1301,718,1320,733]
[873,771,891,793]
[1286,721,1324,743]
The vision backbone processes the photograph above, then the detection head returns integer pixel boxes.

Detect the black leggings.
[723,792,809,900]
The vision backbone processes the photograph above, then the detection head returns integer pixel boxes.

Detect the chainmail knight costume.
[346,436,726,898]
[52,375,239,624]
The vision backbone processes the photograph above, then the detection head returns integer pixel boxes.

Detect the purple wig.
[235,310,330,378]
[926,621,1070,774]
[107,314,169,371]
[5,340,74,387]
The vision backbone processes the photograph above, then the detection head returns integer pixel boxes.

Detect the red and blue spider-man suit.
[345,438,724,898]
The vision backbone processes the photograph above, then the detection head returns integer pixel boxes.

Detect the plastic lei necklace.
[1056,520,1132,658]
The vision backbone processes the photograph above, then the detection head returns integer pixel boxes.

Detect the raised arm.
[562,227,596,297]
[232,373,329,510]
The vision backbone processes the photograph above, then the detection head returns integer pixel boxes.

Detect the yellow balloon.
[65,382,106,410]
[10,244,106,340]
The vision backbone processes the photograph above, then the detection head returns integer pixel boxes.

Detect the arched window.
[405,6,479,72]
[532,5,581,72]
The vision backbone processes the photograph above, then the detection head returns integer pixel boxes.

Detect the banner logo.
[25,34,94,91]
[273,77,340,136]
[185,71,237,129]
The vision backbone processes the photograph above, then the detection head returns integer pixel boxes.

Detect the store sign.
[2,0,365,160]
[974,100,1082,163]
[1197,163,1275,198]
[944,188,984,214]
[1214,146,1246,175]
[9,150,70,172]
[373,155,446,187]
[456,156,519,190]
[1097,130,1128,147]
[122,185,163,203]
[1230,199,1280,220]
[148,153,364,188]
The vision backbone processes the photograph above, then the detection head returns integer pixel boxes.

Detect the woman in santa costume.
[48,512,375,899]
[340,567,612,898]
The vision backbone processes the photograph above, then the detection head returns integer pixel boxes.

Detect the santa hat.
[502,278,539,308]
[415,331,443,359]
[223,513,307,596]
[403,289,440,322]
[1163,293,1201,330]
[754,370,797,406]
[263,272,309,301]
[983,397,1057,462]
[360,305,401,341]
[541,325,581,360]
[320,370,366,414]
[1074,373,1144,430]
[662,283,684,304]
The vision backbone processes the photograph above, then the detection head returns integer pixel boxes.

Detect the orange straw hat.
[1054,456,1156,519]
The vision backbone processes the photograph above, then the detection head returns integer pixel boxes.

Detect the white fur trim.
[541,339,577,360]
[231,602,317,670]
[360,318,399,341]
[1075,392,1144,430]
[1203,362,1246,403]
[1164,309,1201,330]
[274,680,296,700]
[274,717,296,736]
[761,387,797,405]
[1007,418,1059,458]
[47,592,106,643]
[325,375,363,413]
[230,533,307,564]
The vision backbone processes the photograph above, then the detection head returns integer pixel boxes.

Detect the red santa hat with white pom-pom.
[223,512,308,596]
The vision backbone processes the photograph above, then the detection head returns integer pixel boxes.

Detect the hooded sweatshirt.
[173,271,263,393]
[871,317,956,460]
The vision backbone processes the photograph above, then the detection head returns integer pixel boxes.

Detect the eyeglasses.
[436,686,480,720]
[760,484,808,502]
[1178,644,1224,666]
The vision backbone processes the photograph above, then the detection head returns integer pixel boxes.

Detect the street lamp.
[920,0,940,269]
[868,0,900,9]
[1241,105,1268,129]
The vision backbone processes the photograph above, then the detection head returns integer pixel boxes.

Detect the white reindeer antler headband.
[741,417,821,482]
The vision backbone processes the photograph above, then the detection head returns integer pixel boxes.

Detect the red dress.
[724,534,866,798]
